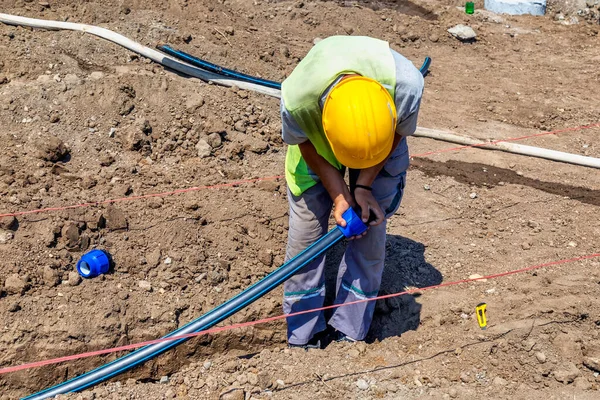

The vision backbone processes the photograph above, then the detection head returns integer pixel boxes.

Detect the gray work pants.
[283,143,409,345]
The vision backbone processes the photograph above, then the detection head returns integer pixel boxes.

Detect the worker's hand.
[354,187,385,227]
[333,194,369,240]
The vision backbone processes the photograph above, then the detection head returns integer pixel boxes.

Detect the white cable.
[414,127,600,169]
[0,13,282,98]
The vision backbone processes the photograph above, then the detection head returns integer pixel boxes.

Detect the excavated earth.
[1,0,600,399]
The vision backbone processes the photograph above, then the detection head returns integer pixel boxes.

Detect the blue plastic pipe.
[24,209,367,399]
[158,45,431,89]
[158,45,282,89]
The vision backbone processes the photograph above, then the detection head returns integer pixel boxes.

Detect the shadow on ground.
[324,234,441,343]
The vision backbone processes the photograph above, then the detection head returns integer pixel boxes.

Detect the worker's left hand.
[354,187,385,226]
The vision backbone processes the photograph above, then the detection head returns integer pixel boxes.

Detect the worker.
[280,36,424,348]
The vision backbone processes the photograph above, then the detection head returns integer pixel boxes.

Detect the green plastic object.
[465,1,475,14]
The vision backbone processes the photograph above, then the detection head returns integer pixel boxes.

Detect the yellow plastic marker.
[476,303,488,330]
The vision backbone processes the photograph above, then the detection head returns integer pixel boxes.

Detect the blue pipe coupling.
[76,249,110,278]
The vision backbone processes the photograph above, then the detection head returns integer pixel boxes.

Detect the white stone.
[356,379,370,390]
[448,25,477,41]
[484,0,546,16]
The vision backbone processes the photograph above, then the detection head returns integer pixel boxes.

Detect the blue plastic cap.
[337,208,368,238]
[76,249,110,279]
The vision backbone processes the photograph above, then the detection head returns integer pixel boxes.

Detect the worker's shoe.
[331,330,358,344]
[287,331,326,350]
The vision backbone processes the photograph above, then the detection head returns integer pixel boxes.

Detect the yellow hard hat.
[322,75,397,169]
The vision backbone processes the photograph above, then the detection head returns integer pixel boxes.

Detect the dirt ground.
[1,0,600,399]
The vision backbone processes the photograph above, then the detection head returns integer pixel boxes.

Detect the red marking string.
[1,252,597,375]
[0,123,597,219]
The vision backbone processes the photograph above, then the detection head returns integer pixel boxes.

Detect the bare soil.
[1,1,600,399]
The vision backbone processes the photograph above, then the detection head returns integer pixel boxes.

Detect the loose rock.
[196,139,212,158]
[4,274,29,295]
[35,136,69,162]
[554,362,580,383]
[535,351,546,363]
[583,356,600,372]
[138,280,152,292]
[0,229,14,244]
[219,388,244,400]
[257,249,273,267]
[448,25,477,41]
[104,206,128,231]
[0,216,17,230]
[356,379,370,390]
[42,266,60,287]
[68,270,82,286]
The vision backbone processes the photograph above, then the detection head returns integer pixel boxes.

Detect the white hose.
[0,13,282,98]
[414,127,600,169]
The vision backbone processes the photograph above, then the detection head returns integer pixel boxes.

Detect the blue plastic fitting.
[76,249,110,279]
[338,208,368,238]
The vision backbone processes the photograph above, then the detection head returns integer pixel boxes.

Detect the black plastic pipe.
[159,45,431,89]
[25,227,346,399]
[158,45,282,89]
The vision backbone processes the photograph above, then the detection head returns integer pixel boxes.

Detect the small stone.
[104,206,128,231]
[108,128,116,138]
[138,280,152,292]
[0,74,9,84]
[257,249,273,267]
[448,388,458,398]
[469,192,478,199]
[521,242,531,250]
[257,372,270,389]
[448,25,477,41]
[42,265,60,287]
[99,154,115,167]
[568,241,577,248]
[468,274,487,282]
[247,373,258,386]
[554,362,580,383]
[164,257,172,265]
[68,271,82,286]
[164,389,176,399]
[8,302,21,312]
[220,388,244,400]
[348,349,360,358]
[223,360,238,373]
[234,120,246,133]
[275,379,285,390]
[35,136,69,162]
[313,37,323,45]
[583,356,600,372]
[203,360,212,370]
[196,139,212,158]
[423,184,431,190]
[159,376,169,384]
[574,376,592,390]
[280,45,290,58]
[429,33,439,42]
[224,26,235,35]
[4,274,29,295]
[493,376,508,386]
[185,94,204,112]
[236,374,248,385]
[0,229,14,244]
[0,216,17,231]
[356,379,369,390]
[206,133,222,149]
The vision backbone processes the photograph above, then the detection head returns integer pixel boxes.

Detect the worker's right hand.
[333,195,368,240]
